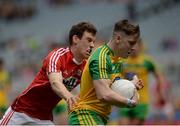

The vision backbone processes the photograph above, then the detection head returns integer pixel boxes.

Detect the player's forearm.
[98,90,129,107]
[51,81,73,101]
[94,79,134,107]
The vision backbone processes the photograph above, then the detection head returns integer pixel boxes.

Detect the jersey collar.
[72,58,83,65]
[104,43,125,63]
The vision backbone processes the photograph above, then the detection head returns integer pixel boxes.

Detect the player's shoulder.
[48,47,70,57]
[43,47,70,63]
[52,47,69,54]
[141,54,158,68]
[141,54,154,62]
[91,44,109,58]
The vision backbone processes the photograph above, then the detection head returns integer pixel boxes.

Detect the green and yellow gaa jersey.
[71,44,125,119]
[123,54,157,104]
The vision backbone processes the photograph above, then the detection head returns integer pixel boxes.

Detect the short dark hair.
[69,22,97,45]
[113,19,140,36]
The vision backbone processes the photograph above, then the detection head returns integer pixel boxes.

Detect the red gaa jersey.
[11,47,86,120]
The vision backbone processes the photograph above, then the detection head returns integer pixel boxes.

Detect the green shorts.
[119,103,149,120]
[53,102,67,115]
[68,109,107,125]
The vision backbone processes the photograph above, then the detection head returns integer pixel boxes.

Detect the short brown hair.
[69,22,97,45]
[113,19,140,36]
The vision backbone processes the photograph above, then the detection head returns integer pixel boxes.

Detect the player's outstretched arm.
[93,79,137,107]
[154,71,166,105]
[48,72,77,111]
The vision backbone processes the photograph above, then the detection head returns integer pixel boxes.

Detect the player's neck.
[70,47,84,64]
[107,40,123,58]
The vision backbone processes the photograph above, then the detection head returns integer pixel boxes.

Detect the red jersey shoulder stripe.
[53,48,69,72]
[49,47,69,72]
[49,48,64,72]
[0,108,14,125]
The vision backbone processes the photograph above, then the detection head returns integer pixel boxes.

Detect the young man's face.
[118,33,139,58]
[76,31,96,59]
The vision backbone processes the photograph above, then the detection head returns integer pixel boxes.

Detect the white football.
[111,79,136,99]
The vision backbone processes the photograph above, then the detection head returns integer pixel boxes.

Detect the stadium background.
[0,0,180,124]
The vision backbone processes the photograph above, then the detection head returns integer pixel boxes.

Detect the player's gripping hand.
[125,73,143,90]
[126,99,137,108]
[127,89,139,108]
[66,95,79,111]
[131,75,144,90]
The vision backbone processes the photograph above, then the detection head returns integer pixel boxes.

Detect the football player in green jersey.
[68,19,143,125]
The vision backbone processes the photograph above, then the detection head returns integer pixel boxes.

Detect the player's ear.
[117,35,121,41]
[116,35,121,44]
[72,35,79,44]
[117,34,121,40]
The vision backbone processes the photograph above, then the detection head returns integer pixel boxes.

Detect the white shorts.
[0,107,54,125]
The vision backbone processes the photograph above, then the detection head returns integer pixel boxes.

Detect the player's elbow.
[97,95,107,102]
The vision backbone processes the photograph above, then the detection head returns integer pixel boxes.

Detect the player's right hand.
[128,89,139,107]
[127,99,137,108]
[66,95,79,111]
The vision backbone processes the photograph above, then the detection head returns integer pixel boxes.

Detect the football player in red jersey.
[0,22,97,125]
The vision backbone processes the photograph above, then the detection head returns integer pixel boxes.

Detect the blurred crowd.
[0,0,36,22]
[0,36,66,97]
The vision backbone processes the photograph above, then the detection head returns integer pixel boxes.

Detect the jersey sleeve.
[89,52,110,80]
[144,56,157,73]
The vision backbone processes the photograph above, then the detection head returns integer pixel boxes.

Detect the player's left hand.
[131,75,144,90]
